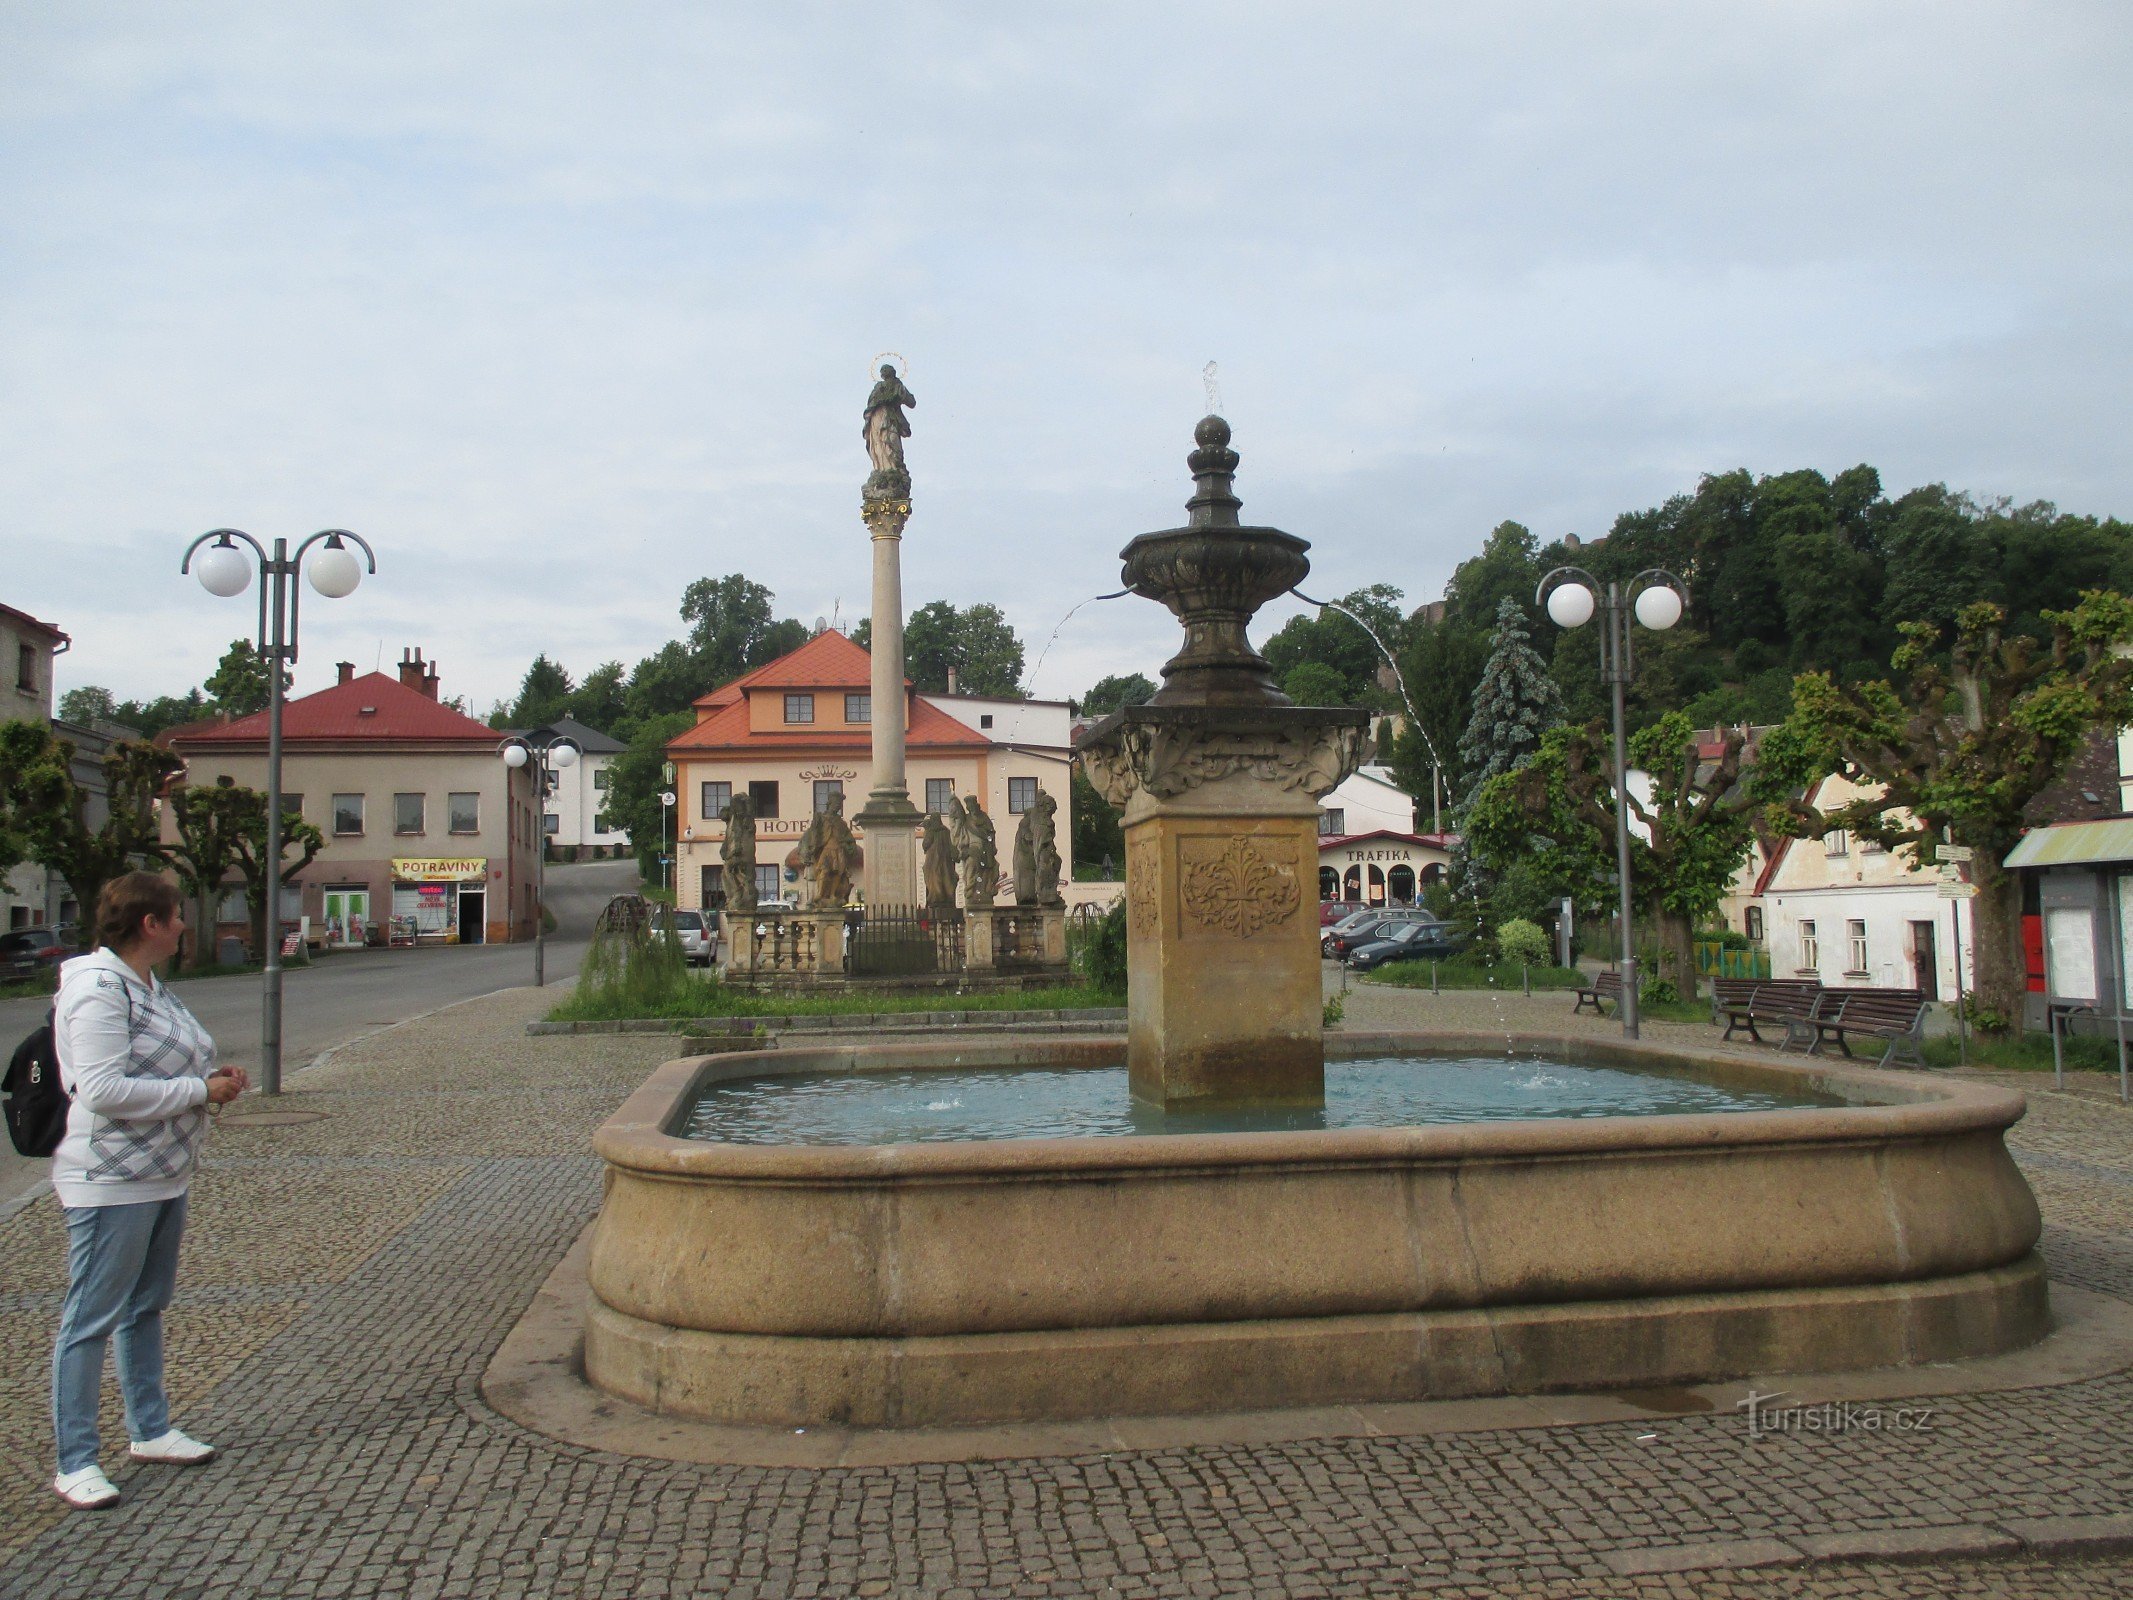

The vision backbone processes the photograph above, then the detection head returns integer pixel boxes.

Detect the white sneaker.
[54,1465,120,1508]
[129,1428,216,1465]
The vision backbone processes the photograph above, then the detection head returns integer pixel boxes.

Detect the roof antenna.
[374,640,384,672]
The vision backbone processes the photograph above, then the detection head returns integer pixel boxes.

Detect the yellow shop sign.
[392,857,487,882]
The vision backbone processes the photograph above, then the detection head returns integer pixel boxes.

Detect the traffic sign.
[1940,845,1974,863]
[1939,880,1978,898]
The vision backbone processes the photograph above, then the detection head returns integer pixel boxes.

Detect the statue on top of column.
[863,362,916,498]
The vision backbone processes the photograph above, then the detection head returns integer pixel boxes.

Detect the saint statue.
[921,810,960,911]
[862,362,916,491]
[951,794,998,912]
[793,790,863,908]
[719,794,757,913]
[1013,787,1065,908]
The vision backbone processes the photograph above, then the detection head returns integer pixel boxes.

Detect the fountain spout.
[1080,416,1369,1109]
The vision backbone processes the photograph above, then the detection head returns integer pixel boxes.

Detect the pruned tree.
[166,780,254,969]
[227,795,326,960]
[1757,593,2133,1033]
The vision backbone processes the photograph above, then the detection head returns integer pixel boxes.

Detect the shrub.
[1639,972,1680,1006]
[1496,918,1551,967]
[1070,900,1129,996]
[1322,992,1346,1027]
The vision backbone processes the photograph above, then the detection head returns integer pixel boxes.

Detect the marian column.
[854,362,924,907]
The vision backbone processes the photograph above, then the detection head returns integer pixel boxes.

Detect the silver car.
[669,909,715,967]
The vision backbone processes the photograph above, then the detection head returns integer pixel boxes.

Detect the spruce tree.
[1456,597,1564,815]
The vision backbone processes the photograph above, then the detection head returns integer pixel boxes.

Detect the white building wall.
[546,752,628,850]
[1318,765,1417,838]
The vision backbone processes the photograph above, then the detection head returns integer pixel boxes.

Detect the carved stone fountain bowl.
[583,1030,2047,1430]
[1121,524,1310,626]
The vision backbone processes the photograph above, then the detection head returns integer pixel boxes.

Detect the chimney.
[946,667,960,695]
[337,662,355,686]
[423,663,439,700]
[397,647,429,695]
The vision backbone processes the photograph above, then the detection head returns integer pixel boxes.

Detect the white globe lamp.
[194,540,252,598]
[1545,581,1596,630]
[1634,584,1684,631]
[552,742,580,769]
[307,537,362,599]
[502,743,530,769]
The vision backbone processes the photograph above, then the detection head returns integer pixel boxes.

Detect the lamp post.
[660,790,677,894]
[499,731,581,987]
[1533,565,1689,1040]
[181,527,378,1095]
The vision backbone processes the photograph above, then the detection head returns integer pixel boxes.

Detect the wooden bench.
[1573,970,1625,1015]
[1711,979,1824,1045]
[1803,987,1930,1069]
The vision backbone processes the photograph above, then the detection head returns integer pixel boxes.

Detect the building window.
[1861,835,1884,854]
[333,794,365,836]
[281,794,304,823]
[980,713,994,729]
[701,781,732,821]
[15,644,34,693]
[1008,776,1038,814]
[1825,829,1850,857]
[1319,809,1346,837]
[1848,919,1869,974]
[813,779,844,814]
[394,793,425,835]
[543,812,560,836]
[593,768,611,792]
[448,792,480,834]
[845,693,870,722]
[925,778,956,814]
[749,780,780,819]
[1745,906,1765,943]
[754,863,782,904]
[1800,920,1819,971]
[784,693,814,724]
[217,887,247,923]
[593,812,612,835]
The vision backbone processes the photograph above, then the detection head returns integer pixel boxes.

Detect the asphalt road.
[1,858,640,1215]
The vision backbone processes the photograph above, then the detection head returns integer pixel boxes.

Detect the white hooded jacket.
[51,948,216,1208]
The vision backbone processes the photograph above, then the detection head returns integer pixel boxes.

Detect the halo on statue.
[871,350,908,379]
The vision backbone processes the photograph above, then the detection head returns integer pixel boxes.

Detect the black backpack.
[3,1010,68,1157]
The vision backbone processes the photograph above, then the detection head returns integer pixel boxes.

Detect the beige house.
[668,629,1073,910]
[166,650,539,949]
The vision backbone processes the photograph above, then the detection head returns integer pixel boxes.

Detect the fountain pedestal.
[1080,416,1366,1109]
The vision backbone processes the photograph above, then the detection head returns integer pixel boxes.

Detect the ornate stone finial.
[1186,414,1242,529]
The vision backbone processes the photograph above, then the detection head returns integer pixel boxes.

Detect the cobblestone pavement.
[2,985,2131,1598]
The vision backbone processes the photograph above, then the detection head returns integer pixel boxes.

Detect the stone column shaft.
[856,495,922,908]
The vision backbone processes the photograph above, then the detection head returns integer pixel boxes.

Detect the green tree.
[622,640,707,725]
[1280,660,1350,705]
[1389,620,1488,815]
[1465,713,1760,999]
[0,724,178,924]
[1442,524,1540,632]
[607,713,694,881]
[504,654,576,729]
[109,690,209,740]
[1077,673,1157,717]
[1758,594,2133,1033]
[569,661,629,733]
[227,795,325,960]
[1070,767,1123,876]
[204,639,272,717]
[681,574,807,685]
[1263,585,1404,705]
[903,602,1025,696]
[166,780,254,969]
[57,686,118,724]
[1455,598,1564,813]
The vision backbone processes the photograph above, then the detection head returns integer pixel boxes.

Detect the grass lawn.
[1362,959,1586,992]
[1921,1029,2133,1073]
[547,977,1123,1024]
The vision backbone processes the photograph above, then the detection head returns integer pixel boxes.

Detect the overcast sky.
[5,3,2129,716]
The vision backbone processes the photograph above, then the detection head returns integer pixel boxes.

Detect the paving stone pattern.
[2,986,2131,1598]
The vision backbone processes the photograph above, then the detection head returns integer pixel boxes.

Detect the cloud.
[2,2,2128,711]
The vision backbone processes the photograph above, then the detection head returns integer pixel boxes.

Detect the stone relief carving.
[1125,836,1160,939]
[1081,721,1366,809]
[1178,836,1301,938]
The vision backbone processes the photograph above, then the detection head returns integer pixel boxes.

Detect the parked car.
[1346,918,1467,972]
[664,909,715,966]
[1322,910,1434,960]
[1319,900,1366,927]
[0,926,71,982]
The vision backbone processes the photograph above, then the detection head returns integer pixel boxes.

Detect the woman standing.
[49,872,246,1509]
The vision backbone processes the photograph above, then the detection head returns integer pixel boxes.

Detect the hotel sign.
[391,857,487,882]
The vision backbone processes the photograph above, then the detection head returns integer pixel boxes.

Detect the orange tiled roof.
[670,692,989,754]
[690,629,907,707]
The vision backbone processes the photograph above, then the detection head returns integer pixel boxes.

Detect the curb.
[527,1007,1127,1038]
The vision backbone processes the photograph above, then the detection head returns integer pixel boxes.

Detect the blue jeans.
[52,1195,188,1473]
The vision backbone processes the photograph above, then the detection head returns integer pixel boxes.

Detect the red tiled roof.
[1,602,69,645]
[690,629,905,707]
[670,692,989,754]
[169,671,501,746]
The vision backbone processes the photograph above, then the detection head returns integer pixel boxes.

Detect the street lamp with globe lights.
[498,732,580,987]
[180,527,378,1094]
[1533,565,1690,1040]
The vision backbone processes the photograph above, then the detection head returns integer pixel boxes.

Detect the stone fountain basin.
[585,1030,2046,1427]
